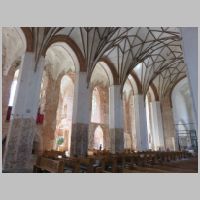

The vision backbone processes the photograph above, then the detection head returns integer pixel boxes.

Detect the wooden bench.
[102,155,118,172]
[43,150,66,159]
[33,150,193,173]
[78,157,95,172]
[62,157,80,173]
[33,156,64,173]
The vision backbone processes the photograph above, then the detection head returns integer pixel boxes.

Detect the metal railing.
[175,123,198,152]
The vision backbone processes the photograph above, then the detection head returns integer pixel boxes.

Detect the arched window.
[91,87,101,123]
[6,69,19,121]
[93,126,104,150]
[8,69,19,107]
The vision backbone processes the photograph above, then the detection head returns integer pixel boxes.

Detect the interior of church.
[2,27,198,173]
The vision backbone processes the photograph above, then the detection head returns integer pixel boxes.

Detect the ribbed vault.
[11,27,187,99]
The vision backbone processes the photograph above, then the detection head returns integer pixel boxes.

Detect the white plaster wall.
[172,78,195,130]
[172,91,188,124]
[180,28,198,127]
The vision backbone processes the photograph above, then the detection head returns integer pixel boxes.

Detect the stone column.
[109,85,124,153]
[70,72,90,156]
[133,94,148,151]
[150,101,165,150]
[3,52,45,172]
[180,27,198,130]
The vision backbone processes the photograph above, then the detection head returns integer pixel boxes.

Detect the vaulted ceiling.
[2,27,187,99]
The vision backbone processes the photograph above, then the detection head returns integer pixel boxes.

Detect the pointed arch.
[128,71,142,94]
[99,57,119,85]
[43,35,86,72]
[149,83,159,101]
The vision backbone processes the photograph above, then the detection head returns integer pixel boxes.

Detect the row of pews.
[33,149,195,173]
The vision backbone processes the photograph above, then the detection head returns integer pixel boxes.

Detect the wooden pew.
[33,150,194,173]
[43,150,66,160]
[33,156,64,173]
[62,157,80,173]
[123,153,135,169]
[78,157,95,172]
[101,155,118,172]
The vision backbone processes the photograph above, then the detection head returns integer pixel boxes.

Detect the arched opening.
[2,68,20,156]
[31,70,48,154]
[2,27,26,139]
[123,80,134,150]
[88,61,111,151]
[122,72,144,151]
[93,126,104,150]
[54,75,74,153]
[39,40,79,152]
[2,27,26,75]
[2,28,26,161]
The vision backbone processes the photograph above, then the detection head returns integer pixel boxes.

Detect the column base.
[110,128,124,153]
[70,123,88,156]
[3,118,36,171]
